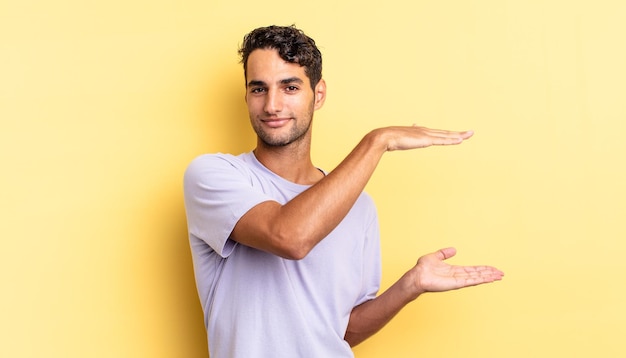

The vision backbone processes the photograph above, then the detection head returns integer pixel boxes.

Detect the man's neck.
[253,143,323,185]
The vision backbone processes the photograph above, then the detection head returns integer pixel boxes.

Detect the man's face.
[245,48,325,147]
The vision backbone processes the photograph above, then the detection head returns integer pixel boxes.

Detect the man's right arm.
[231,126,473,260]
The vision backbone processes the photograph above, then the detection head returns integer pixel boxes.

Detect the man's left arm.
[344,247,504,347]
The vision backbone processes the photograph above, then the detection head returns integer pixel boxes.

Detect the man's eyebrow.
[247,80,266,88]
[247,77,304,88]
[280,77,304,85]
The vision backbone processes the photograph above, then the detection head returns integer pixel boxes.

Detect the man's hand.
[405,247,504,298]
[372,125,474,152]
[345,247,503,346]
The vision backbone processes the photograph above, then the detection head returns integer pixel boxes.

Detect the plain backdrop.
[1,0,625,357]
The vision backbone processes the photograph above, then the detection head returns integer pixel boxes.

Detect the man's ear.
[313,79,327,110]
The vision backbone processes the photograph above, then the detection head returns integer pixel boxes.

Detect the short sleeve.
[355,194,382,306]
[183,154,274,258]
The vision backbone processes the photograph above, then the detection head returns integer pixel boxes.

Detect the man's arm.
[231,126,474,259]
[344,247,505,346]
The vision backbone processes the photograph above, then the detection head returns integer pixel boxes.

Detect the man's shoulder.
[186,152,251,172]
[184,152,256,183]
[188,152,247,165]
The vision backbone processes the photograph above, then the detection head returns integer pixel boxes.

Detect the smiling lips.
[262,118,291,128]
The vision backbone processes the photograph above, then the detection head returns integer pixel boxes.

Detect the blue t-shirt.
[183,152,381,358]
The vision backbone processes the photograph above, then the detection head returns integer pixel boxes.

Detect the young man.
[184,25,503,357]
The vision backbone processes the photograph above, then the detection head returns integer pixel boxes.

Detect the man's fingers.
[435,247,457,260]
[413,126,473,138]
[430,136,465,146]
[414,127,474,145]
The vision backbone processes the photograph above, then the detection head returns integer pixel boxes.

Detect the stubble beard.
[252,103,315,147]
[255,119,312,147]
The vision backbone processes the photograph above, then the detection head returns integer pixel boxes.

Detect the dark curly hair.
[239,25,323,90]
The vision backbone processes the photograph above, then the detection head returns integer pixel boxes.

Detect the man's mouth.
[262,118,291,128]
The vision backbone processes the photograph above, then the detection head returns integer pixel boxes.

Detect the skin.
[232,48,504,347]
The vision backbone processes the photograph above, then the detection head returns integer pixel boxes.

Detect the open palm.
[412,247,504,294]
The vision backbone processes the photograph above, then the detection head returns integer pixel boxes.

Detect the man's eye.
[251,88,265,94]
[285,86,299,92]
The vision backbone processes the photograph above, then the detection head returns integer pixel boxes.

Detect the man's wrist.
[364,128,391,153]
[399,269,425,303]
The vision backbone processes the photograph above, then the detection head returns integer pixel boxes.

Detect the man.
[184,25,503,357]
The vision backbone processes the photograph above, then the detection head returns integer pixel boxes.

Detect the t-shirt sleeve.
[355,195,382,306]
[183,154,274,258]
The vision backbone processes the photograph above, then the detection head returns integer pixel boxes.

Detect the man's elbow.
[271,227,316,260]
[274,238,313,260]
[344,331,366,348]
[280,249,308,261]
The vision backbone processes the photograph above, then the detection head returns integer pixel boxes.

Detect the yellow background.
[2,0,625,357]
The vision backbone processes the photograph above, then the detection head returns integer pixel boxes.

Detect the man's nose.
[264,89,283,114]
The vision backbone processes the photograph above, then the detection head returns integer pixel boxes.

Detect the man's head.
[239,25,323,90]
